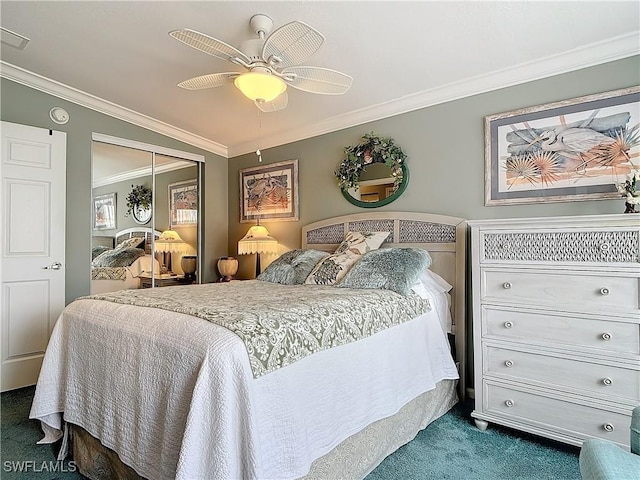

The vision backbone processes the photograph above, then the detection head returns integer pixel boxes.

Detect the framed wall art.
[169,179,198,227]
[93,192,116,230]
[239,159,299,223]
[485,86,639,206]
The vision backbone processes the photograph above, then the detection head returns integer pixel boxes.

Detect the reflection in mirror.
[342,162,409,208]
[91,140,200,293]
[346,163,397,203]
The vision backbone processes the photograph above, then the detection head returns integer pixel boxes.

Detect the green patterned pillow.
[337,247,432,295]
[305,231,390,286]
[92,247,146,268]
[258,249,329,285]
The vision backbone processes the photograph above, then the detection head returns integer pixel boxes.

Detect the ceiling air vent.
[1,27,30,50]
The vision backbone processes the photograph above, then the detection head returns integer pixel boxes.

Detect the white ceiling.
[1,1,638,158]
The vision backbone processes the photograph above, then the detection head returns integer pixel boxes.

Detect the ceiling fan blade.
[262,21,324,69]
[282,66,352,95]
[177,72,239,90]
[255,92,288,112]
[169,29,250,65]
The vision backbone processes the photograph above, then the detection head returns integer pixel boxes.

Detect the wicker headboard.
[115,227,162,254]
[302,211,467,396]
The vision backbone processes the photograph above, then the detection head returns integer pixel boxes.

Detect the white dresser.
[469,214,640,448]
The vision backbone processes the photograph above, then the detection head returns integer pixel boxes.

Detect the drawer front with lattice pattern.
[482,230,639,263]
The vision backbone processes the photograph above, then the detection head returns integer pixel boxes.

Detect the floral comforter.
[86,280,431,377]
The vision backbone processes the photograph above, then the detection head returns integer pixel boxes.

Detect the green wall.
[1,78,229,304]
[228,56,640,279]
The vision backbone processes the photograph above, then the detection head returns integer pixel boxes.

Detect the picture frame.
[239,159,299,223]
[93,193,116,230]
[485,86,640,206]
[168,179,198,227]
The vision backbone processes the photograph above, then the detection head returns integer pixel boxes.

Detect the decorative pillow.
[115,236,145,250]
[304,231,390,286]
[337,247,432,295]
[258,249,329,285]
[91,245,112,261]
[92,247,145,268]
[337,231,389,255]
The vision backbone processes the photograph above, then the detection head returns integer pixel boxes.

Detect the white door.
[1,121,66,391]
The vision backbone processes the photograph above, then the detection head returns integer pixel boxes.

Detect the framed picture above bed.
[169,179,198,227]
[239,159,299,223]
[93,192,116,230]
[484,86,640,206]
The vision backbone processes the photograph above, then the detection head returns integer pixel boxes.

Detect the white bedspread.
[30,293,459,480]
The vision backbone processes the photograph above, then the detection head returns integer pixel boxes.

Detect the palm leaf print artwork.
[503,111,639,189]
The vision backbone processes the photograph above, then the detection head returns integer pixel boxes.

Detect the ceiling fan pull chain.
[256,109,263,162]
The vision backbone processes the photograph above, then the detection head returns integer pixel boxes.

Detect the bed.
[90,227,162,294]
[31,212,467,480]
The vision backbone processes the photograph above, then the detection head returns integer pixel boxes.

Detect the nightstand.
[139,275,194,288]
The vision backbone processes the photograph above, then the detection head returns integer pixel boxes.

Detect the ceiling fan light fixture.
[234,72,286,103]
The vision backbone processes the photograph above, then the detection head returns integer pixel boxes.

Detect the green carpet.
[2,386,580,479]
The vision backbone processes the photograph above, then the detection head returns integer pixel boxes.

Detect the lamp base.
[181,255,197,282]
[217,257,239,282]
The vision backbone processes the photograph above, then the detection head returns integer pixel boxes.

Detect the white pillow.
[420,270,453,295]
[411,270,454,333]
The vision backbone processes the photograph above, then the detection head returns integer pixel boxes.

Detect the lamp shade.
[237,225,278,254]
[155,230,189,254]
[234,72,286,102]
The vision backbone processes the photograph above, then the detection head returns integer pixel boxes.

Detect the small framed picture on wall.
[93,193,116,230]
[168,179,198,227]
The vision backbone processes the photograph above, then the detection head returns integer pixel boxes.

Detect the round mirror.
[336,133,409,208]
[132,205,152,224]
[342,162,409,208]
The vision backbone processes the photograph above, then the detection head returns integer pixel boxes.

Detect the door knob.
[43,262,62,270]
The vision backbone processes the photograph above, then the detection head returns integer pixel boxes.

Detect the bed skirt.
[71,379,457,480]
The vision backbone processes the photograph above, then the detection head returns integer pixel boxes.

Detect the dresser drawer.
[482,269,638,314]
[484,383,631,446]
[483,307,640,354]
[485,346,640,402]
[481,229,639,264]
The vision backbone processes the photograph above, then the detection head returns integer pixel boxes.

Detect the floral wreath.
[125,184,152,216]
[335,132,407,190]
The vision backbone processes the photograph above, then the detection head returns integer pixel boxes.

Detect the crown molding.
[92,160,193,188]
[0,61,228,158]
[228,31,640,156]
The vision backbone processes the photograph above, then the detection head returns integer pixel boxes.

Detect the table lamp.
[155,230,191,274]
[237,224,278,278]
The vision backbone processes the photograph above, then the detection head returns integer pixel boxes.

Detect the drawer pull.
[600,287,610,296]
[599,243,611,252]
[503,282,512,290]
[602,377,613,386]
[504,399,515,408]
[501,243,511,251]
[601,332,612,341]
[504,360,514,368]
[603,423,615,432]
[503,321,513,329]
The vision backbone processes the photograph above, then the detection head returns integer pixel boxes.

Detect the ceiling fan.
[169,14,353,112]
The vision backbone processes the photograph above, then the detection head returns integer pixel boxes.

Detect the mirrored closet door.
[90,134,203,292]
